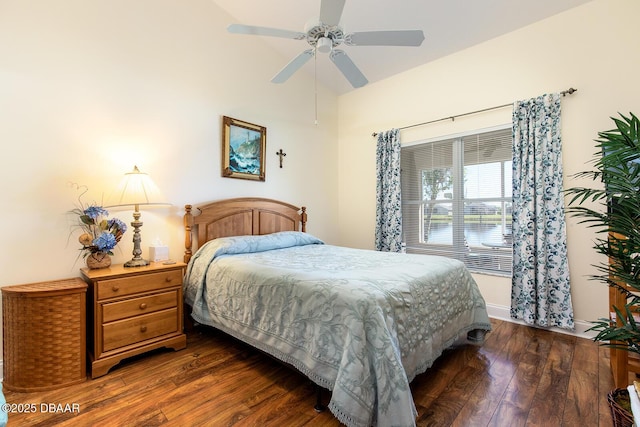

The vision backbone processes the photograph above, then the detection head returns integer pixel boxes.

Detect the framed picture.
[222,116,266,181]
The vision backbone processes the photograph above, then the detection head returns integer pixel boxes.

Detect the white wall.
[0,0,339,359]
[337,0,640,332]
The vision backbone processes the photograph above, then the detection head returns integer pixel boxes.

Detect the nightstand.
[80,262,187,378]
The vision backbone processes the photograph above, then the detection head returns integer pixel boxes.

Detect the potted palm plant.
[566,112,639,423]
[566,113,640,349]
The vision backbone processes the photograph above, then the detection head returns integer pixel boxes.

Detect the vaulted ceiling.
[212,0,593,95]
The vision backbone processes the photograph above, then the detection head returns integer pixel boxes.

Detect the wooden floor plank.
[525,334,576,426]
[563,337,600,426]
[3,320,616,426]
[599,346,617,426]
[451,357,516,427]
[415,364,485,426]
[488,358,545,426]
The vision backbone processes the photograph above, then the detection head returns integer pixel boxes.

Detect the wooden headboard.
[183,197,307,263]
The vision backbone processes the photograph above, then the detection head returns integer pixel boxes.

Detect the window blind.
[401,126,513,275]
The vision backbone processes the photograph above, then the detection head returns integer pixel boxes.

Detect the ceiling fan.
[227,0,425,89]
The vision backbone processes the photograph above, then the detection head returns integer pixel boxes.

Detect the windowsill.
[406,246,512,277]
[467,269,512,278]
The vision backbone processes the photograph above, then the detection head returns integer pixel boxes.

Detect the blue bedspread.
[184,231,491,427]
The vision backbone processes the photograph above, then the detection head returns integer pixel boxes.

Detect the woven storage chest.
[2,278,87,392]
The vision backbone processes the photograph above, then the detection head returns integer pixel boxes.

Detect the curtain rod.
[371,87,577,137]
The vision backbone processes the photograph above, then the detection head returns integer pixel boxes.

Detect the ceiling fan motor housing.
[305,20,344,51]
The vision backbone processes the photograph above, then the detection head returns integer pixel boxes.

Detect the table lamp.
[107,166,168,267]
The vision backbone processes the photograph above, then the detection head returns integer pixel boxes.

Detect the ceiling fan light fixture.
[317,37,333,53]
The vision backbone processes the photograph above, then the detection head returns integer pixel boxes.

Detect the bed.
[182,197,491,427]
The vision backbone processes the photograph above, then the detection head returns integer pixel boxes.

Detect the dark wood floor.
[3,318,617,426]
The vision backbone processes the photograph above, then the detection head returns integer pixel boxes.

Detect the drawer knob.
[139,303,147,310]
[112,286,119,292]
[140,325,147,333]
[165,276,172,283]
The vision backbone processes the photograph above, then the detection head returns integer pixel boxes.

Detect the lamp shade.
[106,166,167,209]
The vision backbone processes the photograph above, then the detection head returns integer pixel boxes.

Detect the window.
[401,126,512,275]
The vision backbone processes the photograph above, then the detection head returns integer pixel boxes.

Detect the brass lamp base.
[124,258,150,268]
[123,207,149,268]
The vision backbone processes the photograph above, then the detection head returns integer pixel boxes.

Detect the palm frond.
[567,112,640,353]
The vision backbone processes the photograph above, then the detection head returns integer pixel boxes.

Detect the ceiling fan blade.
[271,49,315,84]
[227,24,305,40]
[346,30,425,46]
[319,0,346,26]
[329,49,368,88]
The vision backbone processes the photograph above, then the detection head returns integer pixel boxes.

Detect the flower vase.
[86,252,112,269]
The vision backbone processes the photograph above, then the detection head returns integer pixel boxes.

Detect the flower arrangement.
[73,205,127,256]
[69,184,127,258]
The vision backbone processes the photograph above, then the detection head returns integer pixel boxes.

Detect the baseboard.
[486,303,598,340]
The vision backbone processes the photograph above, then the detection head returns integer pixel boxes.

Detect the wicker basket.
[2,278,87,392]
[608,388,635,427]
[85,251,112,269]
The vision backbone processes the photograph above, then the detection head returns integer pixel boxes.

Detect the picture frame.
[221,116,266,181]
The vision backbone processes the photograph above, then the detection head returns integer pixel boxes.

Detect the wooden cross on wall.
[275,149,287,168]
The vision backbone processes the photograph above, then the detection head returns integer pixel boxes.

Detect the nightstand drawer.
[103,308,178,352]
[96,269,182,300]
[102,290,178,323]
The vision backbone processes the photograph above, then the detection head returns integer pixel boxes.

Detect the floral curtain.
[511,93,574,330]
[375,129,403,252]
